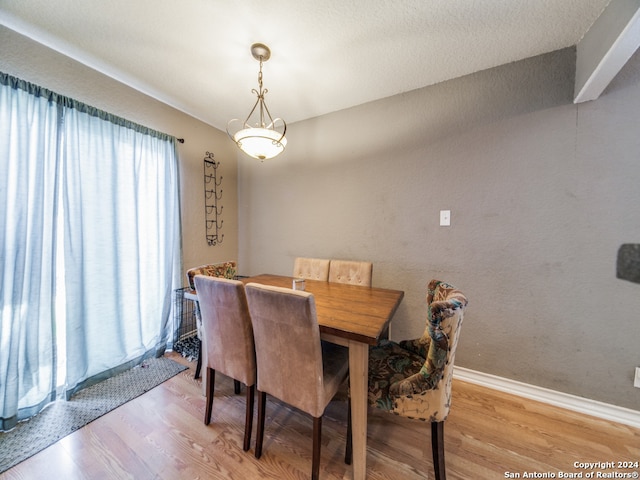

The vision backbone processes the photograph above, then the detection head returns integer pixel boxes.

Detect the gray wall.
[0,25,239,280]
[238,48,640,410]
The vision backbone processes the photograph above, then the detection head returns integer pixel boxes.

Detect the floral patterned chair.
[186,261,237,291]
[185,261,237,379]
[367,279,468,480]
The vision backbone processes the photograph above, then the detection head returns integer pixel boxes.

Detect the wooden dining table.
[240,274,404,480]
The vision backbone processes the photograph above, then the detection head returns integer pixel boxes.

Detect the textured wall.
[238,48,640,409]
[0,25,239,281]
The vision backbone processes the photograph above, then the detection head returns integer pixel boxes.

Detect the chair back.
[186,261,237,289]
[293,257,330,281]
[394,279,467,421]
[193,275,256,387]
[244,283,327,417]
[328,260,373,286]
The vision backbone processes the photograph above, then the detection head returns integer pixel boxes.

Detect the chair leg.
[243,384,255,452]
[204,368,215,425]
[234,379,241,394]
[194,339,203,379]
[431,421,446,480]
[345,399,352,465]
[312,416,322,480]
[255,390,267,459]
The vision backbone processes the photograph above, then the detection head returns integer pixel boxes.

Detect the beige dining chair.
[193,275,256,452]
[328,259,385,338]
[328,259,372,286]
[244,282,351,480]
[367,279,468,480]
[293,257,330,281]
[185,261,237,379]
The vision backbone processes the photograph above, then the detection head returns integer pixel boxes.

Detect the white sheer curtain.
[0,75,60,431]
[0,72,181,430]
[61,104,181,395]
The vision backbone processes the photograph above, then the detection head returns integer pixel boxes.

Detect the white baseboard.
[453,366,640,429]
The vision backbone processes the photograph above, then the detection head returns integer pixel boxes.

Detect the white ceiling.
[0,0,631,132]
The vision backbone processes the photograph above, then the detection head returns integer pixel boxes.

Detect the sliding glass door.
[0,72,181,430]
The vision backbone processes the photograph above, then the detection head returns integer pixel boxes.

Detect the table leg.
[349,341,368,480]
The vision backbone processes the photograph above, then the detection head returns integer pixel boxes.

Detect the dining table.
[240,274,404,480]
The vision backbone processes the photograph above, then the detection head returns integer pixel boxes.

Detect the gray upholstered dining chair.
[367,279,468,480]
[193,275,256,452]
[185,261,237,379]
[328,259,373,286]
[244,282,351,480]
[293,257,331,281]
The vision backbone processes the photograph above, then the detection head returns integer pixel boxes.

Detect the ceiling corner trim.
[574,0,640,103]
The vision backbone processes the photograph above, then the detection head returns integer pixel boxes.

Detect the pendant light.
[226,43,287,160]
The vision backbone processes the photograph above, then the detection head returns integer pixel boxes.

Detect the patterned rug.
[0,356,187,474]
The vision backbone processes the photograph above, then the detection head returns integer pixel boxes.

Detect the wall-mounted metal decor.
[204,152,223,246]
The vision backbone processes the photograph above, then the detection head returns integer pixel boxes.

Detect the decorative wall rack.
[203,152,223,246]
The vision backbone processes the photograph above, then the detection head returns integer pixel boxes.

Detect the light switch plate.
[440,210,451,226]
[634,367,640,388]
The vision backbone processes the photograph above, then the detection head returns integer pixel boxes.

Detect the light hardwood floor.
[2,352,639,479]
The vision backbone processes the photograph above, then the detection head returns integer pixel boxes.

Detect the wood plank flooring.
[2,352,638,479]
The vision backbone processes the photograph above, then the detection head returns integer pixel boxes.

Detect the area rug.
[0,356,187,474]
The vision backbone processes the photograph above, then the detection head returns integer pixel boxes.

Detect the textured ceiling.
[0,0,612,131]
